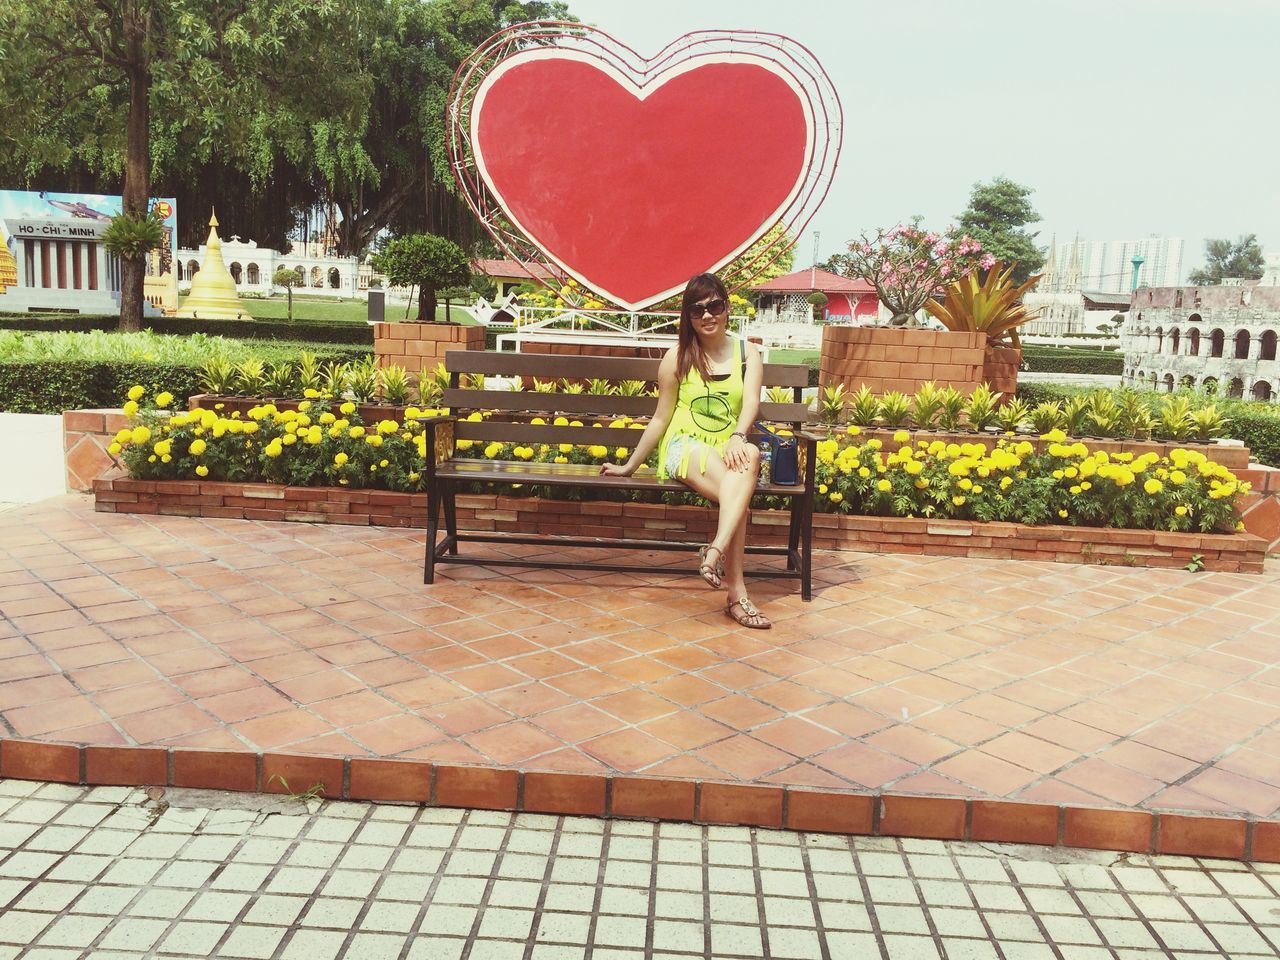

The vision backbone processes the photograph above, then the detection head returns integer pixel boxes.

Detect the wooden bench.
[420,349,820,600]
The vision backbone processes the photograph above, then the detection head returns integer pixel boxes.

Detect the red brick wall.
[63,410,131,493]
[819,327,987,396]
[373,321,486,373]
[94,476,1266,573]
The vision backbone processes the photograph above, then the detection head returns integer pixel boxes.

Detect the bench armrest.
[420,416,457,482]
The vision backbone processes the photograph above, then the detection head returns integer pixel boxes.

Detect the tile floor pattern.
[2,780,1280,960]
[2,497,1280,819]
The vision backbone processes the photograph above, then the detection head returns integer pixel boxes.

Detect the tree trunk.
[287,285,293,321]
[417,286,437,322]
[118,5,150,332]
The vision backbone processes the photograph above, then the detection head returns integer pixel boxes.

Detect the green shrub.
[1219,407,1280,467]
[0,312,373,345]
[1020,347,1123,375]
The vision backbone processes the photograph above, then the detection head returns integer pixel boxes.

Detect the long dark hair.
[676,273,729,383]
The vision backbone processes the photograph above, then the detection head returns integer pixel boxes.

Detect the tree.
[373,234,470,321]
[0,0,365,330]
[806,291,828,322]
[1188,235,1265,284]
[956,177,1045,283]
[273,266,305,321]
[831,224,993,325]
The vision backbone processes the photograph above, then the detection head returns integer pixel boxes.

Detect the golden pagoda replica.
[177,210,245,320]
[0,224,17,292]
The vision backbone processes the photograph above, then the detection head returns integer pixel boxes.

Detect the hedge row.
[0,312,373,345]
[1021,347,1124,376]
[0,355,351,415]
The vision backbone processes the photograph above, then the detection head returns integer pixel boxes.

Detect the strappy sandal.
[725,596,772,630]
[698,544,725,589]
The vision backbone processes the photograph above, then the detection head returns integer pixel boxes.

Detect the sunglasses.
[691,298,727,317]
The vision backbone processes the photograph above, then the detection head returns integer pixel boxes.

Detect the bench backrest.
[442,349,809,449]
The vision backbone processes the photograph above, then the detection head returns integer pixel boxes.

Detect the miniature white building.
[176,237,370,298]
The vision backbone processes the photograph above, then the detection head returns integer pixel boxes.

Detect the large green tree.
[0,0,367,329]
[1188,235,1265,285]
[956,177,1045,283]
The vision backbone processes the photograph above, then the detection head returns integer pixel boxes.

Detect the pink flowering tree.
[834,224,996,326]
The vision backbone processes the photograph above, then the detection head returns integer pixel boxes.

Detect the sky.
[566,0,1278,278]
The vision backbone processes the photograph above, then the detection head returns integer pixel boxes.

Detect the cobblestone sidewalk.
[1,780,1279,959]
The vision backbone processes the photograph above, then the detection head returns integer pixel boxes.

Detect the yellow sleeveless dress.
[656,339,745,481]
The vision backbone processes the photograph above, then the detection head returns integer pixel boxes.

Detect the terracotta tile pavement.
[2,495,1280,823]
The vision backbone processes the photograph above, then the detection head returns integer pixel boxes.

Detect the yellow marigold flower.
[195,465,208,477]
[1081,481,1091,490]
[1058,509,1068,518]
[306,427,323,444]
[1064,466,1078,478]
[1000,476,1012,490]
[903,460,923,475]
[340,401,356,415]
[265,440,283,458]
[304,388,320,399]
[147,455,156,463]
[554,455,568,463]
[914,478,928,489]
[846,425,861,436]
[952,495,966,506]
[242,422,258,434]
[588,444,608,458]
[154,391,173,409]
[1041,428,1066,442]
[334,452,349,466]
[282,434,297,446]
[188,439,207,456]
[127,385,145,402]
[484,442,502,458]
[369,464,377,472]
[553,416,569,426]
[107,442,122,456]
[380,459,389,468]
[532,417,546,425]
[818,483,828,494]
[367,435,383,447]
[457,439,474,451]
[867,439,882,450]
[876,479,892,492]
[559,443,573,454]
[349,426,366,439]
[571,420,584,427]
[122,400,139,418]
[1170,470,1186,485]
[1175,505,1188,516]
[830,491,844,503]
[893,430,910,443]
[615,447,627,458]
[319,412,335,424]
[378,420,398,434]
[1144,478,1163,495]
[515,446,533,460]
[958,478,973,491]
[857,467,871,479]
[130,425,152,445]
[1070,485,1081,495]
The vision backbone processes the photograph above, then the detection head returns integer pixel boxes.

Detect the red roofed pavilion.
[751,267,880,324]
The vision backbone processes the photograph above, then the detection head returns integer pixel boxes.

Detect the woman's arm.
[601,349,679,476]
[723,342,764,472]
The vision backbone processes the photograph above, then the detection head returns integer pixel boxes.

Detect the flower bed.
[105,388,1252,538]
[91,478,1266,573]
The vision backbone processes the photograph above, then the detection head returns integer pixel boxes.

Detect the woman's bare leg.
[679,443,760,596]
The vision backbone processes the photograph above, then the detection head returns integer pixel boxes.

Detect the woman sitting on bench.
[601,273,770,629]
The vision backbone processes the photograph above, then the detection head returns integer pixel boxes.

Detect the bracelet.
[730,431,748,440]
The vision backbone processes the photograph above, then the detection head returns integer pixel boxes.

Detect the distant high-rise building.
[1043,237,1184,293]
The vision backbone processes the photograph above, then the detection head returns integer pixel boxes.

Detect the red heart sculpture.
[470,48,814,310]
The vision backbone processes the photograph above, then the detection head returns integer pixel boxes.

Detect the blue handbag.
[755,421,800,485]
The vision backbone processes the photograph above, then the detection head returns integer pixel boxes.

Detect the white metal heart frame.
[447,21,843,310]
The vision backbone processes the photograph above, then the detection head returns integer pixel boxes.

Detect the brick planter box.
[820,326,987,396]
[984,344,1022,397]
[93,475,1266,573]
[373,320,485,373]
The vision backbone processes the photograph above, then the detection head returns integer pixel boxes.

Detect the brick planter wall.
[820,326,987,395]
[984,344,1022,397]
[63,409,130,493]
[93,476,1266,573]
[373,321,485,373]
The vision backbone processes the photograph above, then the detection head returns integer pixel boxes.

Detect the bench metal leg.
[787,497,802,571]
[424,485,442,584]
[443,486,459,555]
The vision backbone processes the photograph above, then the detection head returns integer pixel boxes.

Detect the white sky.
[566,0,1279,277]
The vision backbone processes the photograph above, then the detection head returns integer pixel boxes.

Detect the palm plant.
[936,386,967,432]
[586,378,616,396]
[1188,403,1229,443]
[347,357,379,403]
[379,365,411,406]
[1087,391,1123,438]
[320,361,349,398]
[964,384,999,431]
[1156,395,1196,441]
[199,356,236,395]
[995,397,1030,434]
[416,363,449,407]
[234,358,266,397]
[296,352,323,395]
[1061,395,1092,436]
[766,386,793,405]
[878,390,912,428]
[923,262,1043,347]
[817,383,849,426]
[615,379,648,397]
[1029,401,1065,435]
[263,362,295,398]
[846,384,879,427]
[1117,392,1154,440]
[910,381,944,429]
